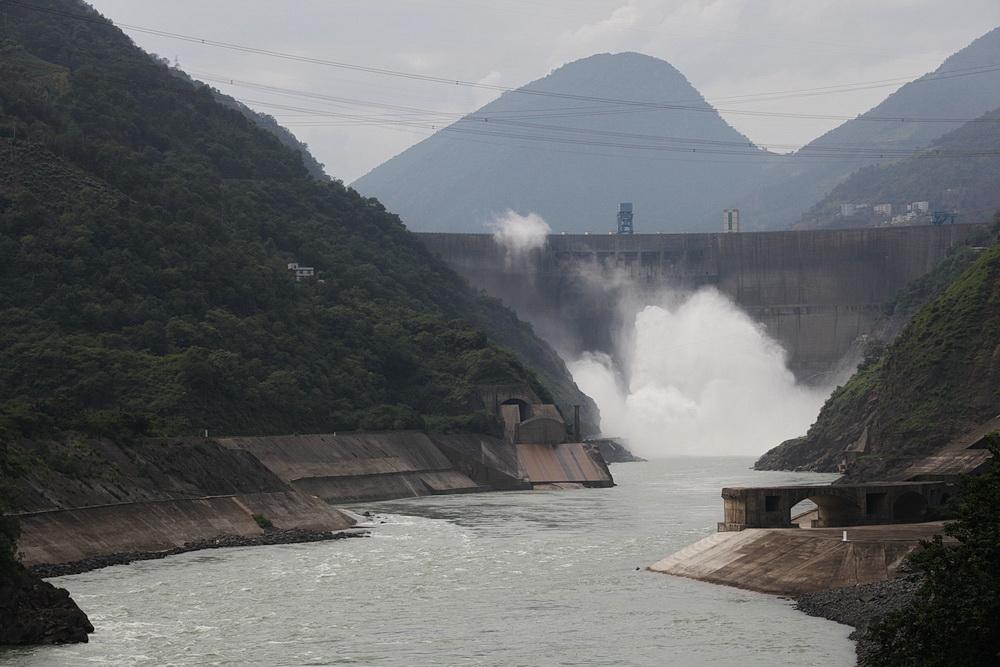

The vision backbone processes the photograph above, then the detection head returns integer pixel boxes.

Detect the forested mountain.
[169,64,330,182]
[741,26,1000,230]
[156,58,331,180]
[755,222,1000,479]
[213,96,329,182]
[796,106,1000,229]
[0,0,595,438]
[353,52,770,233]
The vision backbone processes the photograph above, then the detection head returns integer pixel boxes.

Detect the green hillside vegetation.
[222,102,329,182]
[0,442,20,576]
[0,0,594,440]
[162,64,330,182]
[756,221,1000,479]
[798,106,1000,229]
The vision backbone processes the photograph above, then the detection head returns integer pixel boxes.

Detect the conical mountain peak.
[354,52,761,233]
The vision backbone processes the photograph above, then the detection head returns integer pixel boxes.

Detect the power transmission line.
[240,97,1000,160]
[191,70,1000,156]
[8,0,1000,165]
[9,0,1000,125]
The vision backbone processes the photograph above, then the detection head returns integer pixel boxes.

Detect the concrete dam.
[419,224,986,377]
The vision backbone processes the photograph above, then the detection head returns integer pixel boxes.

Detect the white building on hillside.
[287,262,315,281]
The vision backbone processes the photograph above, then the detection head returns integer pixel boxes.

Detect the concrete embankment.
[649,522,946,595]
[218,432,615,502]
[218,432,485,503]
[11,429,614,571]
[16,491,357,567]
[28,529,366,578]
[9,437,364,569]
[516,442,614,487]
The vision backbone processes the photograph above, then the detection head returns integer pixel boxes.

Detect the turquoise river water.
[2,458,852,666]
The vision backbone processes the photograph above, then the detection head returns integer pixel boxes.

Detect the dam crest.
[419,224,987,376]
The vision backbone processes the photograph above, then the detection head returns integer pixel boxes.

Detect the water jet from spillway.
[569,288,833,458]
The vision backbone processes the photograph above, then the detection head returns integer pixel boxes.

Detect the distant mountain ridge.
[742,26,1000,230]
[353,52,769,233]
[353,29,1000,234]
[797,105,1000,229]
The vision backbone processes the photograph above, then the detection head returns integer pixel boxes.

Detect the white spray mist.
[487,210,551,263]
[569,288,833,458]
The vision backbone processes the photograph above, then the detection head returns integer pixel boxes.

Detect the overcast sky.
[87,1,1000,183]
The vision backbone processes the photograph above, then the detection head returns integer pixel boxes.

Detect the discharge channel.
[4,459,852,666]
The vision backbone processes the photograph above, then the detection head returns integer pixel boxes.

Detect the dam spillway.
[419,223,987,376]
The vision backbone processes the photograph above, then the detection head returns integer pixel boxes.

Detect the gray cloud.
[87,0,1000,181]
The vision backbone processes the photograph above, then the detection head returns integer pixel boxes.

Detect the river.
[4,458,853,666]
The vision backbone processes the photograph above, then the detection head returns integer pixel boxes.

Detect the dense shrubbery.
[0,505,18,573]
[865,438,1000,665]
[0,425,23,574]
[0,0,561,437]
[0,515,19,579]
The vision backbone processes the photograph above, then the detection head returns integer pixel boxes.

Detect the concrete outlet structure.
[718,481,950,532]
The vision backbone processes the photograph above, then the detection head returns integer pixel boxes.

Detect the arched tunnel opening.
[789,498,817,527]
[500,398,530,422]
[892,491,928,523]
[792,494,859,528]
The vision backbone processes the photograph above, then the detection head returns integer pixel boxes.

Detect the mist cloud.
[487,210,551,260]
[569,288,831,458]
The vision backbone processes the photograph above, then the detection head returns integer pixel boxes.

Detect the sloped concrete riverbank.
[648,522,945,595]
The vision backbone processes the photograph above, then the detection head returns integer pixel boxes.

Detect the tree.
[865,437,1000,665]
[0,430,23,575]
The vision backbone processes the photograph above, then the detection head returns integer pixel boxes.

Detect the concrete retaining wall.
[218,432,484,503]
[16,491,355,566]
[291,470,482,503]
[429,434,529,490]
[219,432,455,479]
[13,430,615,567]
[516,443,613,486]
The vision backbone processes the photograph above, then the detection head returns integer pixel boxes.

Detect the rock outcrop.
[0,565,93,645]
[587,438,646,463]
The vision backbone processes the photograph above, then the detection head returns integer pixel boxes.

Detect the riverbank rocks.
[586,438,646,463]
[796,575,920,666]
[0,565,94,644]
